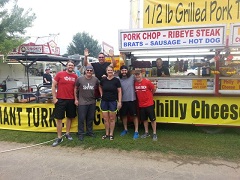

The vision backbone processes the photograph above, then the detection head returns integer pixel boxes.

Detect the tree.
[0,0,36,56]
[67,32,102,58]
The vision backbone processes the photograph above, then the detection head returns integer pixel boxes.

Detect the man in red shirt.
[134,70,158,141]
[51,60,78,147]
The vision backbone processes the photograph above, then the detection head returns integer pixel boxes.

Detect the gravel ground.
[0,141,240,180]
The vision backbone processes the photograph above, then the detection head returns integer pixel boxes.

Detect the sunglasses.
[98,57,104,59]
[86,69,93,72]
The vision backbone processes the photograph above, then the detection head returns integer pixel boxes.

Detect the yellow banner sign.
[144,0,240,28]
[1,96,240,132]
[220,79,240,90]
[192,79,207,90]
[0,103,104,132]
[154,96,240,126]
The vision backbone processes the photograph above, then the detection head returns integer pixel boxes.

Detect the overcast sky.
[17,0,130,55]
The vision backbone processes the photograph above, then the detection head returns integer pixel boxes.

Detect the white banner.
[119,25,226,51]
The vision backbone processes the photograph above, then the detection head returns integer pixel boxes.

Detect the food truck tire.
[197,126,226,134]
[187,73,195,76]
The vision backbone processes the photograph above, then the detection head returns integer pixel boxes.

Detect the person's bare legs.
[151,120,157,134]
[122,116,128,131]
[143,120,149,133]
[109,112,116,136]
[102,112,110,136]
[133,116,138,132]
[66,118,73,135]
[56,119,62,138]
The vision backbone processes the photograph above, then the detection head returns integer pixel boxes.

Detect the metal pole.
[24,52,31,102]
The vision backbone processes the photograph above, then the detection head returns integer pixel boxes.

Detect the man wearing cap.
[134,70,158,141]
[119,65,139,139]
[43,68,52,85]
[74,65,99,141]
[83,48,116,81]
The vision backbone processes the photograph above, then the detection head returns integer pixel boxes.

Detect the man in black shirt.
[156,58,170,77]
[43,68,52,85]
[83,48,116,81]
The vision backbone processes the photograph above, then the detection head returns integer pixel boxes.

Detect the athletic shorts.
[139,105,156,122]
[54,99,77,120]
[119,101,137,117]
[100,100,117,112]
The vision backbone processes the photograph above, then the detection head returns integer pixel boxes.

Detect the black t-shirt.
[157,66,170,77]
[91,62,110,81]
[43,73,52,85]
[100,77,121,101]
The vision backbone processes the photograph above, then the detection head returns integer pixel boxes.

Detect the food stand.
[0,53,106,132]
[118,24,240,131]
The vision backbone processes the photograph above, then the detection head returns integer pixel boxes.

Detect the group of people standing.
[51,49,158,147]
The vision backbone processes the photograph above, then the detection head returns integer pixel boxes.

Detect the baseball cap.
[120,65,128,70]
[85,66,93,70]
[45,68,50,71]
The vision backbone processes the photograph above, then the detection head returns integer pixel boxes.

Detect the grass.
[0,122,240,162]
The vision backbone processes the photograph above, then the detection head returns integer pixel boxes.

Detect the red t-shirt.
[54,71,78,99]
[134,78,154,107]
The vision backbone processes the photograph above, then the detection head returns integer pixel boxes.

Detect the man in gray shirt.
[74,66,99,141]
[119,65,139,139]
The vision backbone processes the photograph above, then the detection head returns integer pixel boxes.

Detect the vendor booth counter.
[149,76,215,95]
[145,75,240,134]
[117,23,240,132]
[148,76,240,95]
[129,55,240,131]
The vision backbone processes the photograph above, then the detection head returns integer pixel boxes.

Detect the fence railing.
[0,84,52,103]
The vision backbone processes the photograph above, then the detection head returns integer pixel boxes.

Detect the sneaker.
[79,134,84,141]
[152,134,158,141]
[65,133,73,140]
[133,132,139,139]
[52,138,63,147]
[141,133,150,138]
[120,130,128,136]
